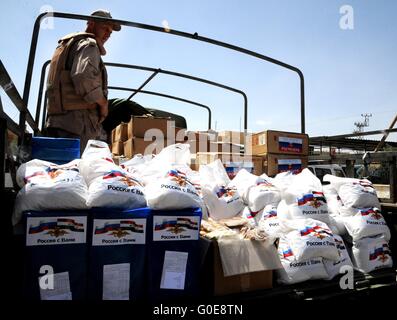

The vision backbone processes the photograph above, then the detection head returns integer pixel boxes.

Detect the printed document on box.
[103,263,130,300]
[39,272,72,300]
[160,251,188,290]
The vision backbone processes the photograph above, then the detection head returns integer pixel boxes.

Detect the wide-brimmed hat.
[90,9,121,31]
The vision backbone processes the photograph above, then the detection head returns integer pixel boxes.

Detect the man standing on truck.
[44,9,121,152]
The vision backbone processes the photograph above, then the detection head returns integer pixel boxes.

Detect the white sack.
[342,208,391,241]
[272,171,297,195]
[201,185,244,220]
[240,206,263,227]
[123,144,193,186]
[323,184,344,215]
[323,175,380,209]
[352,236,393,273]
[258,204,285,239]
[276,199,292,220]
[86,169,146,210]
[323,235,353,280]
[120,154,154,177]
[284,218,339,262]
[277,236,328,285]
[246,180,281,212]
[79,157,119,186]
[13,160,88,226]
[230,170,280,212]
[328,214,348,236]
[283,169,330,224]
[81,140,112,160]
[145,168,203,210]
[200,161,244,220]
[228,169,259,201]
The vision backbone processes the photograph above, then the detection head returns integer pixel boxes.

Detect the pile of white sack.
[11,140,394,280]
[12,140,204,226]
[323,175,393,273]
[268,169,354,284]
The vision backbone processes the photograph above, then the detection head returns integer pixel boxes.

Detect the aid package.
[282,169,331,224]
[144,144,203,210]
[323,175,380,210]
[257,204,285,239]
[200,160,244,220]
[322,184,344,215]
[230,170,280,212]
[283,218,340,262]
[86,168,146,210]
[341,207,391,242]
[323,234,353,280]
[276,236,328,285]
[352,235,393,273]
[13,159,88,225]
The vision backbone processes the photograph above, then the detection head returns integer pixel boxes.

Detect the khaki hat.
[90,9,121,31]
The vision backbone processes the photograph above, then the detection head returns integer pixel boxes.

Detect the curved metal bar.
[126,69,160,101]
[35,60,51,132]
[25,12,305,134]
[109,86,212,130]
[105,62,247,131]
[37,60,246,133]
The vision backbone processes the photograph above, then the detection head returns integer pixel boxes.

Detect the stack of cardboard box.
[111,116,187,158]
[191,131,263,178]
[194,152,263,179]
[250,130,309,176]
[111,122,128,156]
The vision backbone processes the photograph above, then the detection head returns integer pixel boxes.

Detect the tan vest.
[46,32,106,115]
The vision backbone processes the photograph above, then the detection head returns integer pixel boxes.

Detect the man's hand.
[97,97,108,124]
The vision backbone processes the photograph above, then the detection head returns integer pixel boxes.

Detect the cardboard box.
[111,128,116,143]
[123,137,172,158]
[127,116,166,139]
[114,123,129,142]
[209,142,241,154]
[199,238,275,296]
[196,152,263,178]
[196,130,218,141]
[251,130,309,156]
[111,140,124,156]
[186,140,210,154]
[177,129,188,141]
[218,131,247,145]
[127,116,186,140]
[264,153,308,176]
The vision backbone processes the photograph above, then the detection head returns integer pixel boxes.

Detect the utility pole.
[354,113,372,139]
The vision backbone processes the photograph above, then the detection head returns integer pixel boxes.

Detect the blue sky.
[1,0,396,141]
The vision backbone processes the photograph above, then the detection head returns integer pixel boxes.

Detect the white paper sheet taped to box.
[153,216,200,241]
[160,251,188,290]
[103,263,130,300]
[39,271,72,300]
[92,218,146,246]
[26,216,87,246]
